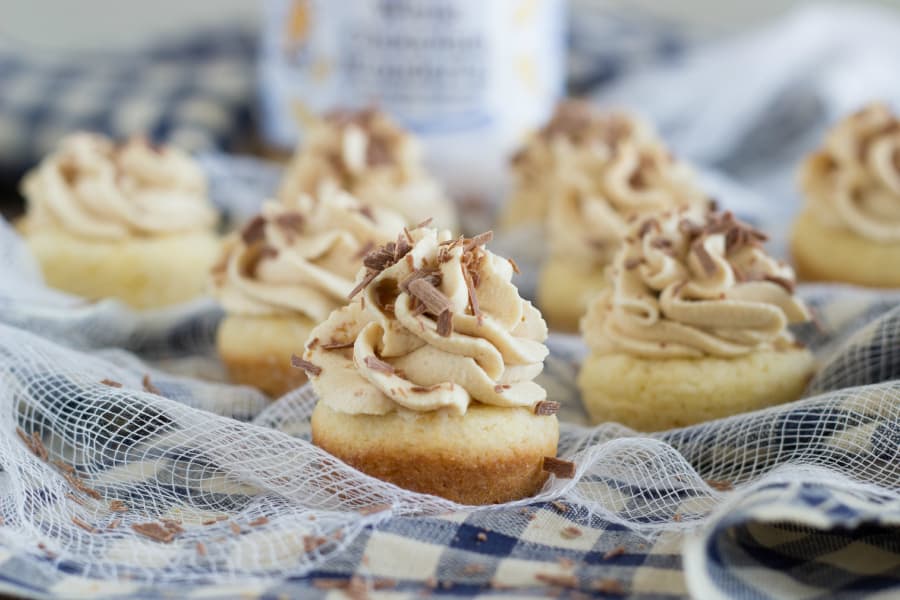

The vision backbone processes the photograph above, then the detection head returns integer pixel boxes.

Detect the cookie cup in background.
[579,210,815,432]
[211,191,405,397]
[791,103,900,288]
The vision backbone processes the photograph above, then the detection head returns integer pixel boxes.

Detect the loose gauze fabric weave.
[1,157,900,600]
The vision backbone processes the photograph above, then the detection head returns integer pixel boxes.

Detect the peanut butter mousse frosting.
[511,100,711,264]
[297,226,550,416]
[582,210,811,358]
[800,103,900,243]
[211,191,406,323]
[21,132,215,240]
[277,108,455,229]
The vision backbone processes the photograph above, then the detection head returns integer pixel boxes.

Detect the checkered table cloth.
[0,27,257,182]
[0,155,899,599]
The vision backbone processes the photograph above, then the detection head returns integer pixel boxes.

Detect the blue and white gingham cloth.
[0,27,257,181]
[0,153,899,600]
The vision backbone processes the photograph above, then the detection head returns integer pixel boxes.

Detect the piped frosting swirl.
[303,227,549,416]
[582,210,811,358]
[211,190,406,322]
[278,108,456,229]
[508,101,711,263]
[21,132,215,239]
[800,102,900,243]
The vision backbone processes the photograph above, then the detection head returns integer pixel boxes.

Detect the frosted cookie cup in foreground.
[19,133,219,308]
[792,103,900,287]
[211,191,405,397]
[503,101,712,330]
[278,108,457,230]
[579,210,815,432]
[298,227,560,504]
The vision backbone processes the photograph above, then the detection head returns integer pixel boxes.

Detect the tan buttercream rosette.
[582,210,811,358]
[507,101,711,264]
[21,132,215,239]
[211,190,406,323]
[277,109,456,229]
[297,226,551,417]
[800,102,900,243]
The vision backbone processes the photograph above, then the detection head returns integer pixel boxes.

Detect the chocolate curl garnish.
[623,257,645,270]
[462,266,482,324]
[534,401,560,416]
[691,237,718,277]
[142,375,161,395]
[241,215,266,244]
[364,355,394,375]
[348,271,378,300]
[436,310,453,337]
[406,278,451,316]
[357,205,375,221]
[363,245,400,271]
[763,274,796,294]
[463,230,493,252]
[637,218,659,239]
[414,217,434,229]
[321,340,355,350]
[542,456,576,478]
[132,522,176,544]
[275,213,305,233]
[291,354,322,376]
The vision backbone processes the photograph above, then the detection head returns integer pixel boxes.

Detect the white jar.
[259,0,566,203]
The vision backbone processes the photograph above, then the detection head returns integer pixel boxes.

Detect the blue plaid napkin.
[0,27,257,181]
[0,154,899,600]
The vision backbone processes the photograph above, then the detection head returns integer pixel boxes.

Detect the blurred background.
[2,0,900,219]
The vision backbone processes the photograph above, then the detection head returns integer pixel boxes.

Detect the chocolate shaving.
[275,212,305,233]
[705,479,734,491]
[132,522,175,543]
[463,230,493,251]
[240,215,266,244]
[249,516,269,527]
[353,240,376,260]
[493,384,511,393]
[592,579,625,595]
[551,500,569,513]
[543,457,576,478]
[109,499,128,513]
[507,257,521,274]
[348,270,378,300]
[534,401,560,416]
[142,374,161,395]
[358,503,392,515]
[410,384,441,393]
[196,542,207,557]
[406,278,451,316]
[603,546,626,560]
[691,238,718,276]
[624,257,645,270]
[321,340,355,351]
[678,218,704,237]
[100,379,122,388]
[364,355,395,375]
[363,246,397,271]
[536,573,579,588]
[763,274,795,294]
[357,205,375,222]
[638,218,659,239]
[290,355,322,377]
[160,518,184,535]
[561,526,583,539]
[462,267,482,324]
[414,217,433,229]
[436,310,453,337]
